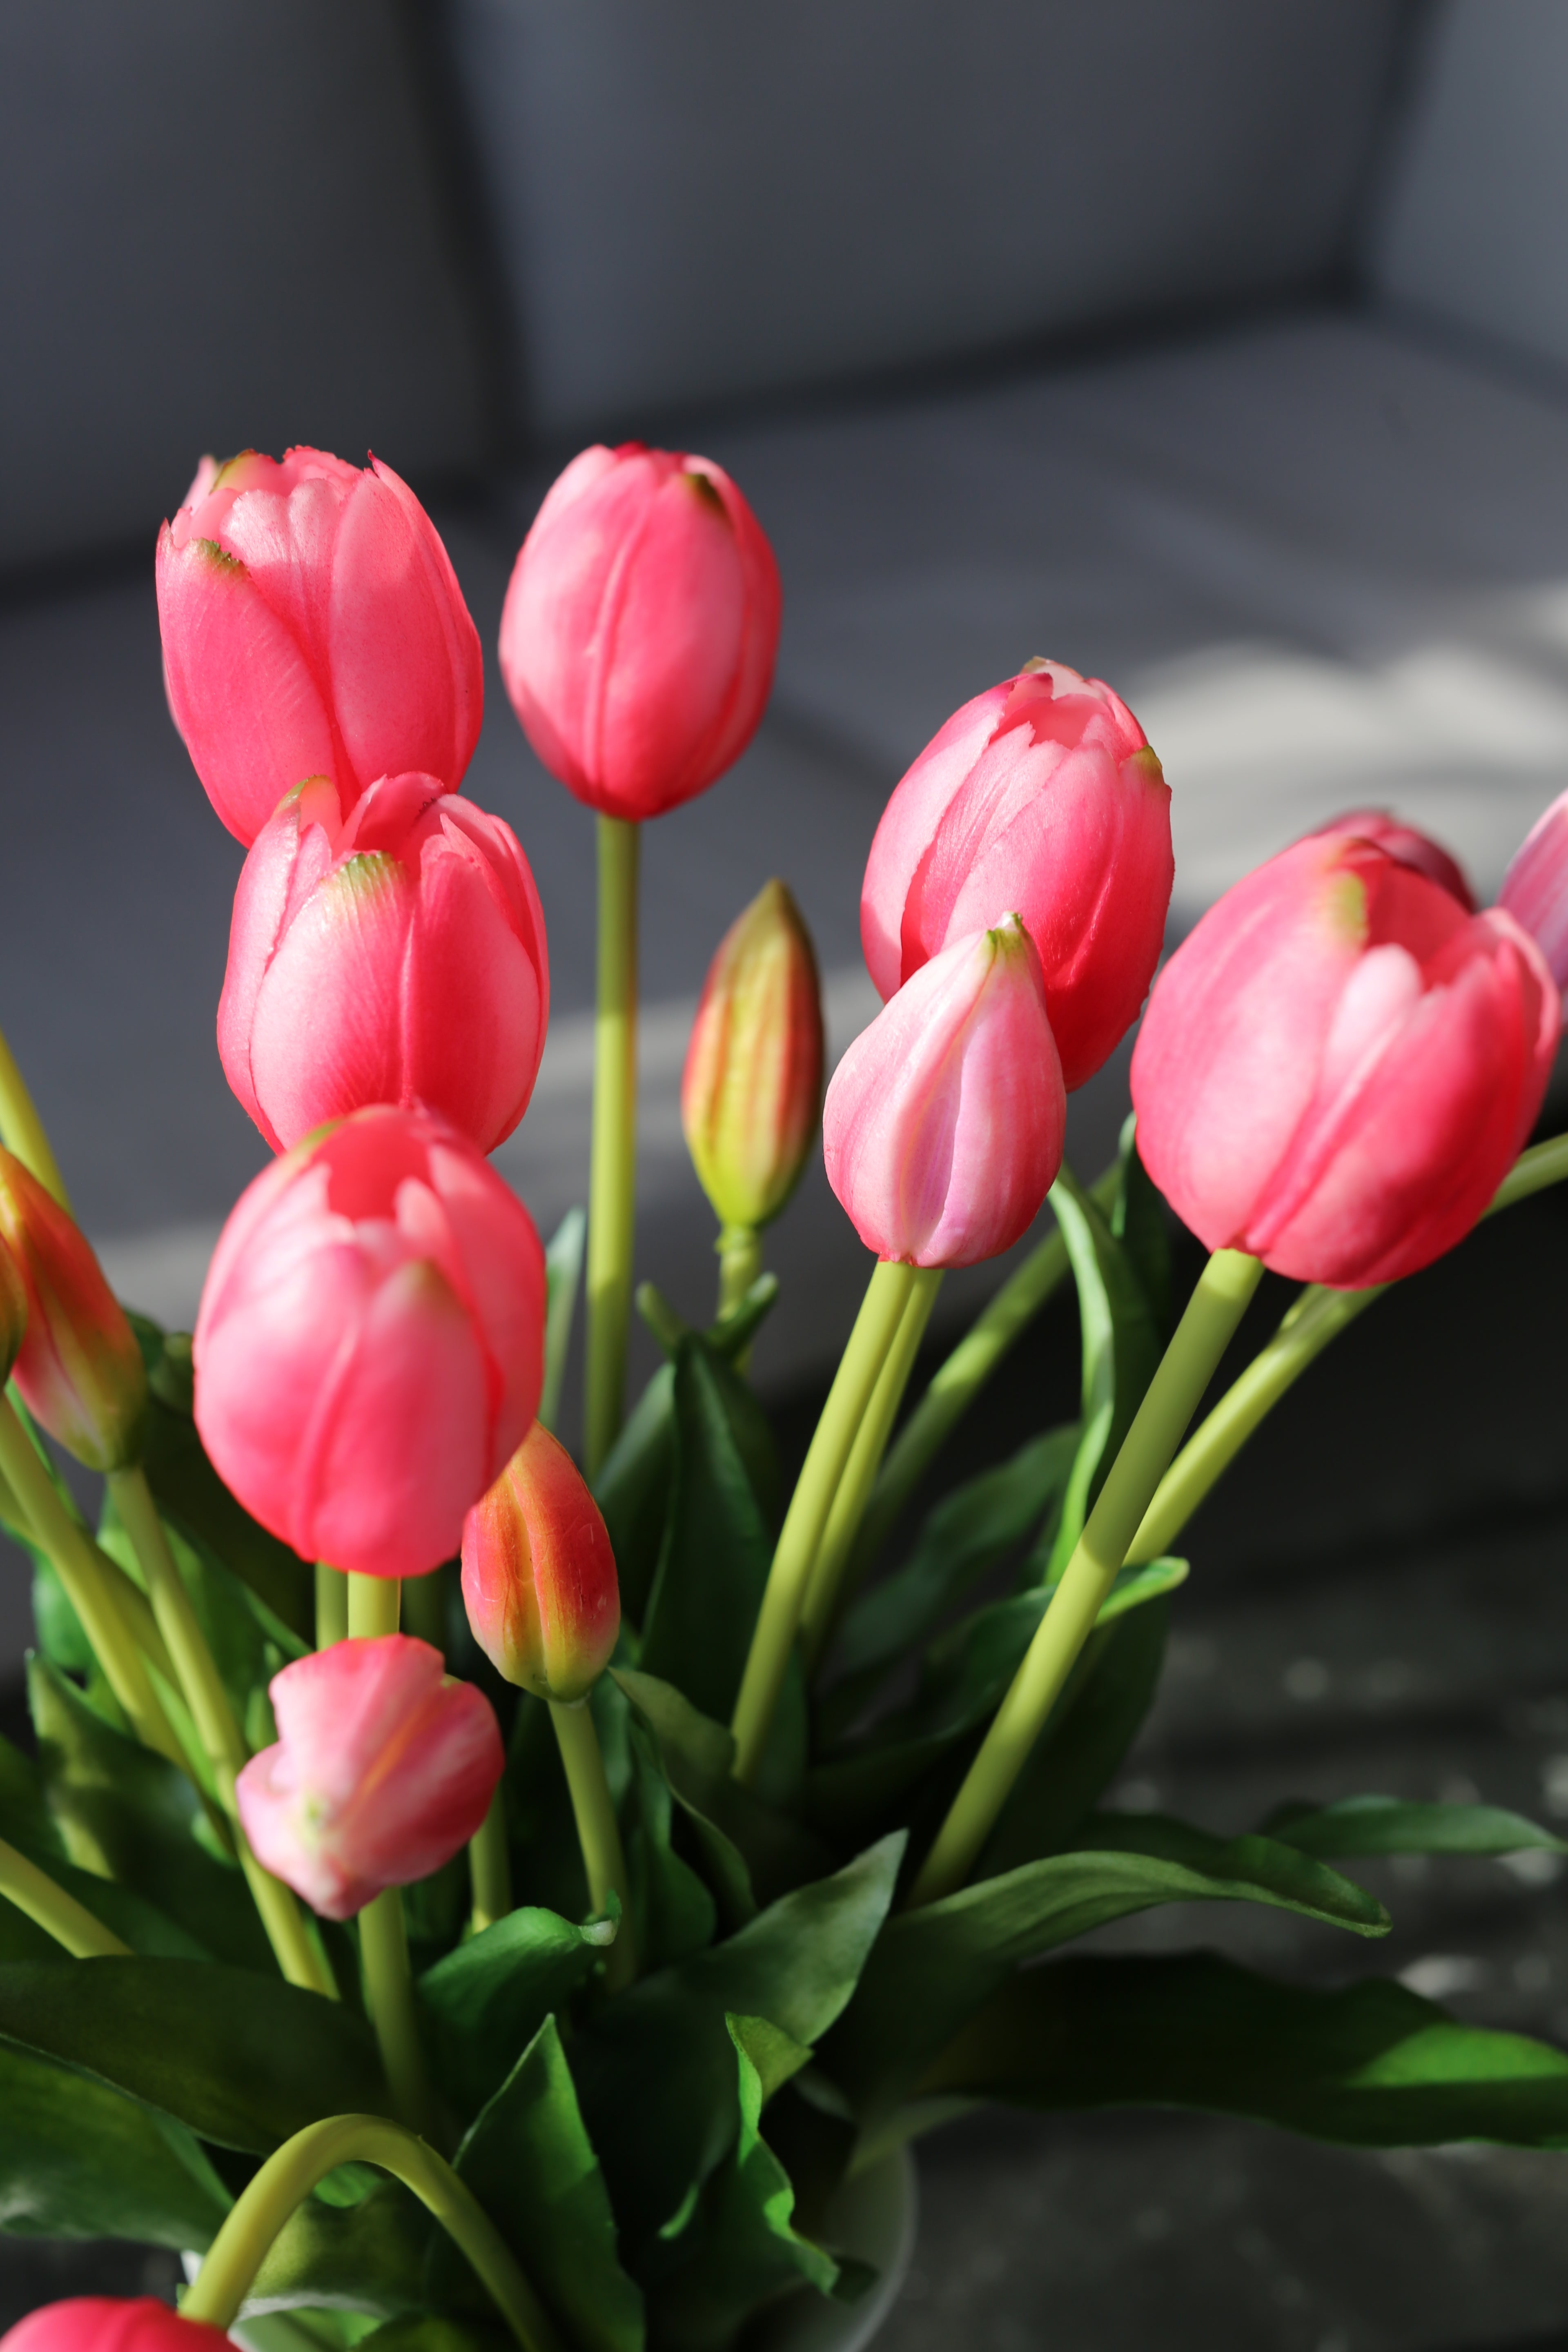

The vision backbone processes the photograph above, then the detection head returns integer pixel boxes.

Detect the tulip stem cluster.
[549,1698,636,1989]
[179,2111,563,2350]
[908,1247,1264,1907]
[0,1833,129,1958]
[586,816,641,1481]
[0,1017,71,1213]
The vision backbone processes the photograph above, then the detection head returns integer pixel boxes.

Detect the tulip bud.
[681,880,824,1234]
[234,1635,504,1920]
[823,914,1065,1269]
[860,660,1172,1091]
[498,443,782,821]
[461,1423,620,1702]
[219,771,550,1156]
[193,1107,546,1579]
[1499,787,1568,989]
[1131,833,1559,1288]
[0,1238,27,1387]
[0,1152,145,1470]
[156,447,483,845]
[1309,808,1475,909]
[1,2305,231,2352]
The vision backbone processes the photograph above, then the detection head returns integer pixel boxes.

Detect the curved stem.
[470,1788,512,1935]
[550,1697,635,1989]
[179,2112,564,2350]
[909,1249,1263,1907]
[586,814,640,1480]
[0,1020,70,1212]
[0,1834,129,1957]
[731,1257,920,1784]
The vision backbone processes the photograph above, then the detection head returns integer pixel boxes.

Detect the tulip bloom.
[1310,808,1474,909]
[219,771,549,1155]
[194,1107,546,1579]
[157,448,483,845]
[860,661,1171,1091]
[824,914,1065,1268]
[1131,833,1558,1288]
[462,1423,620,1702]
[235,1636,504,1920]
[1,2304,231,2352]
[498,443,781,821]
[1500,786,1568,990]
[0,1152,146,1471]
[681,880,824,1232]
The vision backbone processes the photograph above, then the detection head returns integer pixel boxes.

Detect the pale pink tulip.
[1310,808,1474,909]
[157,448,483,844]
[824,914,1065,1268]
[193,1108,546,1579]
[1500,786,1568,990]
[0,1152,146,1471]
[498,443,781,821]
[462,1423,620,1703]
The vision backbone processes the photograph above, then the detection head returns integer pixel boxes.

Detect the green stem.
[469,1788,512,1935]
[550,1697,635,1990]
[731,1257,922,1783]
[358,1887,438,2140]
[908,1248,1263,1907]
[401,1566,446,1655]
[110,1467,334,1999]
[800,1268,944,1664]
[585,813,640,1481]
[179,2112,563,2350]
[314,1561,348,1648]
[0,1019,71,1211]
[347,1572,401,1639]
[0,1833,129,1957]
[717,1224,764,1321]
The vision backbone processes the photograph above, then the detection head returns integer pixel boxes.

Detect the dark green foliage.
[419,1908,613,2123]
[0,2036,231,2245]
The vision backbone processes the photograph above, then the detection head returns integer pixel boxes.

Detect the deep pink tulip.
[1309,808,1475,909]
[1500,787,1568,990]
[1,2305,230,2352]
[193,1107,546,1579]
[219,771,549,1155]
[462,1422,620,1703]
[1131,833,1558,1288]
[0,1152,146,1472]
[157,448,483,844]
[498,443,781,821]
[235,1636,503,1920]
[860,661,1172,1091]
[823,914,1065,1269]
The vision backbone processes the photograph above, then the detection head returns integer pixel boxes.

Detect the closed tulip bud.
[1131,833,1558,1288]
[824,914,1065,1269]
[681,880,824,1232]
[461,1423,619,1702]
[498,443,782,821]
[219,771,549,1156]
[234,1635,504,1920]
[1310,808,1475,909]
[1499,787,1568,989]
[0,1240,27,1387]
[193,1107,546,1579]
[1,2304,232,2352]
[0,1152,145,1470]
[860,660,1172,1091]
[156,447,483,845]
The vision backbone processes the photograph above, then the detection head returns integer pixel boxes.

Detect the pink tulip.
[0,1152,146,1471]
[1131,833,1558,1288]
[823,914,1065,1268]
[218,771,549,1155]
[860,661,1172,1091]
[462,1422,620,1702]
[157,448,483,845]
[1310,808,1475,909]
[1500,786,1568,989]
[193,1107,546,1579]
[1,2306,230,2352]
[498,443,781,821]
[235,1636,503,1920]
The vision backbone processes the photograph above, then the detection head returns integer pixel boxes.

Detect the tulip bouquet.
[9,437,1568,2352]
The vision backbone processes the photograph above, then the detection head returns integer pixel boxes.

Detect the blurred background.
[7,3,1568,2344]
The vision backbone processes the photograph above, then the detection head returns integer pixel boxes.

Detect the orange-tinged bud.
[681,879,825,1232]
[0,1239,27,1385]
[460,1422,619,1702]
[0,1149,146,1470]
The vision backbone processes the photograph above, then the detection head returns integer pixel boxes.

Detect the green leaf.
[1266,1794,1568,1858]
[246,2179,429,2319]
[1110,1114,1172,1340]
[539,1208,586,1436]
[0,1958,387,2151]
[920,1949,1568,2148]
[433,2015,644,2352]
[0,1840,211,1962]
[361,2322,509,2352]
[0,2034,230,2244]
[626,1708,719,1970]
[826,1820,1385,2114]
[419,1907,611,2122]
[595,1365,676,1628]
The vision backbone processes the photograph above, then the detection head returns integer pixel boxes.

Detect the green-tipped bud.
[0,1148,146,1469]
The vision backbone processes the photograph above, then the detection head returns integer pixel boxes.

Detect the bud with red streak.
[219,771,549,1156]
[681,880,824,1234]
[1499,786,1568,991]
[193,1107,546,1579]
[462,1423,620,1703]
[156,447,483,845]
[1131,832,1558,1288]
[498,443,781,822]
[860,660,1171,1091]
[824,913,1065,1269]
[234,1635,503,1920]
[0,1152,145,1470]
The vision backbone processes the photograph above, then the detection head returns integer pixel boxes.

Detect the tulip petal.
[245,853,413,1151]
